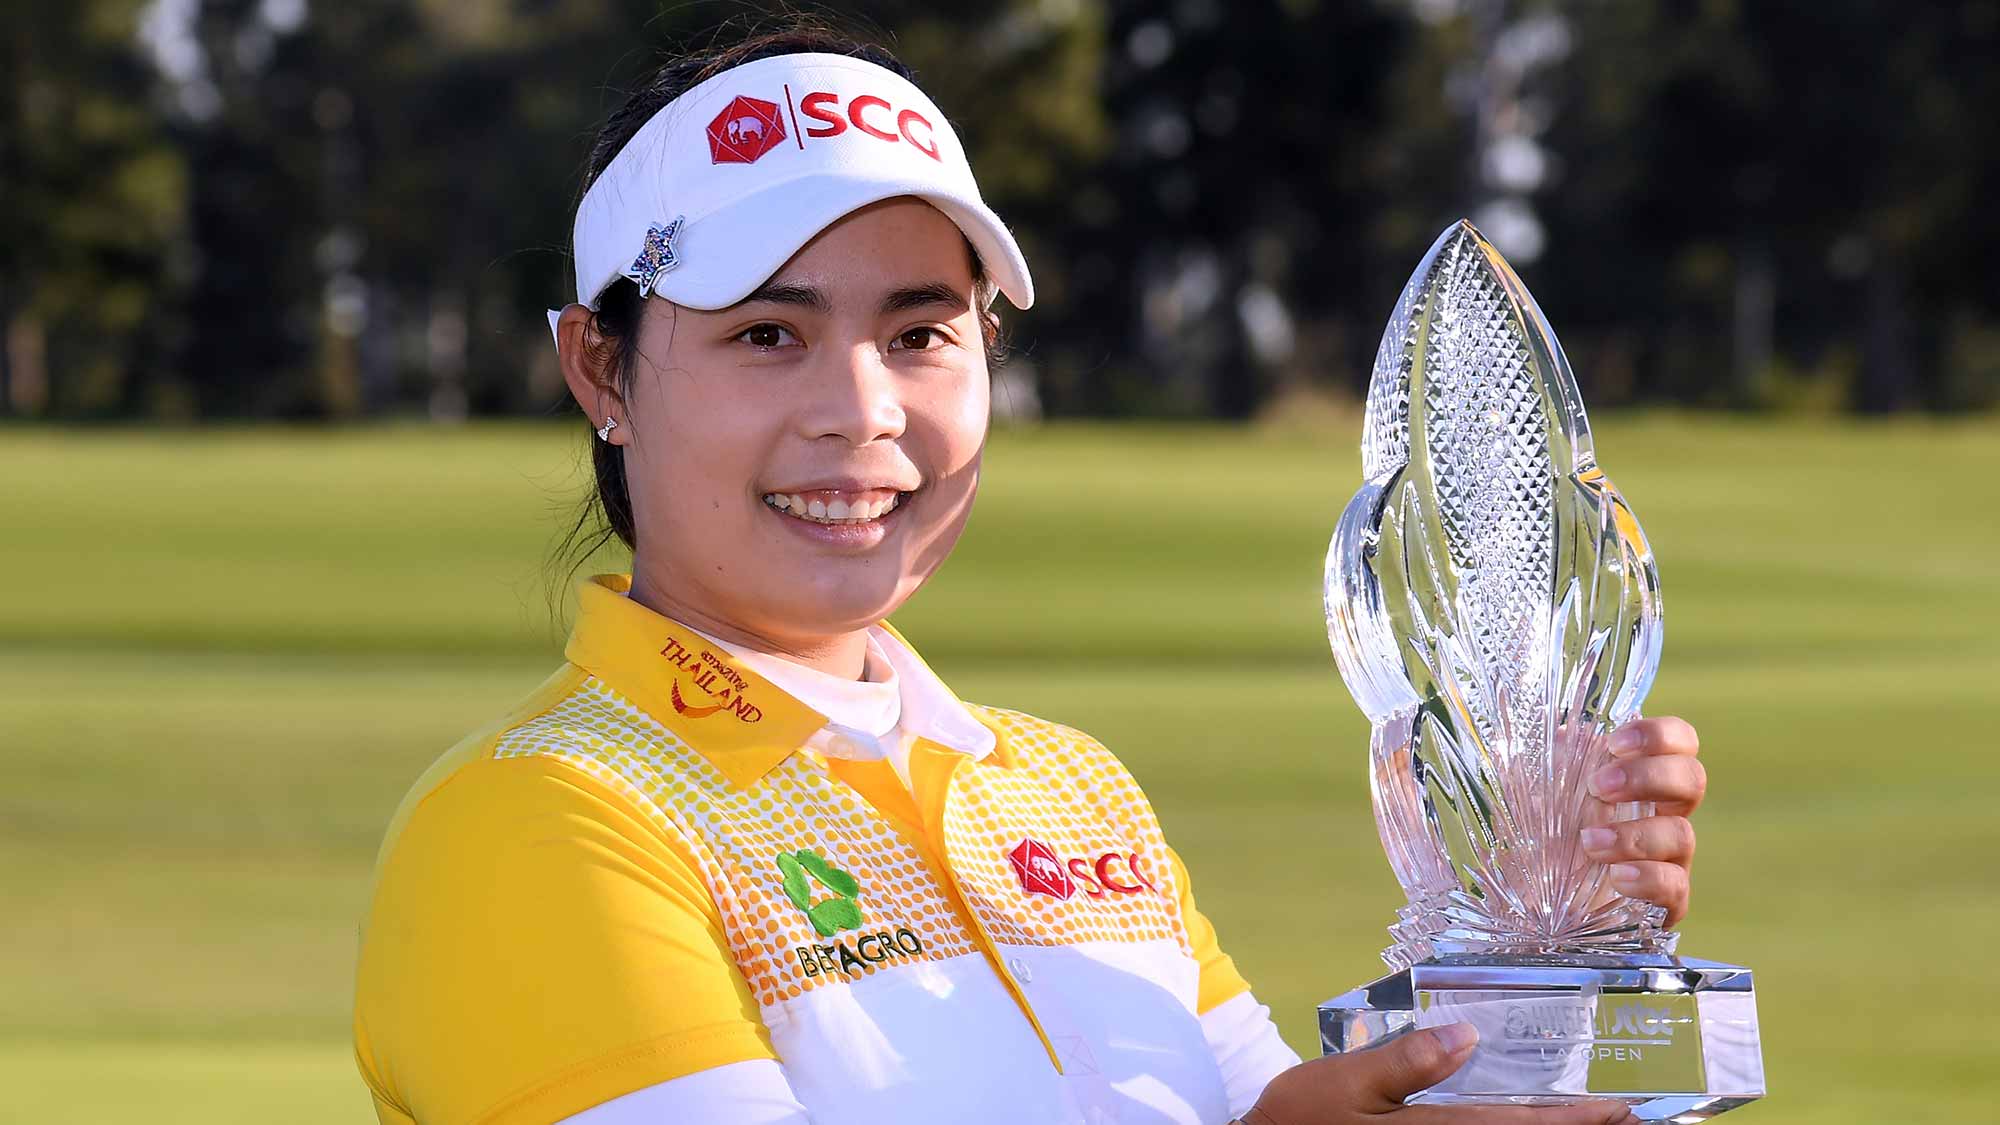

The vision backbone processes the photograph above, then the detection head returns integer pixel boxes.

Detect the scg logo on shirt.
[1008,837,1159,902]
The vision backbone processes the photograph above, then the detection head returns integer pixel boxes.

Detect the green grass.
[4,412,1995,1123]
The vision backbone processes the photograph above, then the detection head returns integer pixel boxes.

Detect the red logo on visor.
[1008,838,1075,901]
[708,95,787,164]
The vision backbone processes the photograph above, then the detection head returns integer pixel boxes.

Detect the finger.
[1608,715,1699,760]
[1605,859,1690,925]
[1589,753,1706,813]
[1395,1098,1637,1124]
[1579,814,1697,865]
[1349,1023,1482,1108]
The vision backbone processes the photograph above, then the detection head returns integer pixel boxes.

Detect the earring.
[596,416,618,442]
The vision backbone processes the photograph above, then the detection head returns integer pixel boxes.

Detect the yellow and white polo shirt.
[353,574,1287,1125]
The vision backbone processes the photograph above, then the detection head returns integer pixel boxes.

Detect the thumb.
[1353,1022,1480,1107]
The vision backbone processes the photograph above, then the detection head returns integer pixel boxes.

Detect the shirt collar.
[867,621,999,759]
[690,623,903,739]
[562,573,1011,787]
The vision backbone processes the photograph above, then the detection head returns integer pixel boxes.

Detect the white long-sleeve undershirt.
[558,989,1300,1124]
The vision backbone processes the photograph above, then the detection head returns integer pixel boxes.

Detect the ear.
[556,303,628,443]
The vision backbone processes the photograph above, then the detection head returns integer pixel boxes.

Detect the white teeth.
[763,491,905,524]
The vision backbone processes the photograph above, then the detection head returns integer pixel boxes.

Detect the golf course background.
[4,412,1992,1123]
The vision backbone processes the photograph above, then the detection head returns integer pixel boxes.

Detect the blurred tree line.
[4,0,1997,422]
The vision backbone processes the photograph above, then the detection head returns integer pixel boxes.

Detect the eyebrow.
[879,281,969,316]
[736,280,969,317]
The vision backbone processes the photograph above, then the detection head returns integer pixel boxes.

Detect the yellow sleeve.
[353,753,776,1125]
[1167,844,1254,1016]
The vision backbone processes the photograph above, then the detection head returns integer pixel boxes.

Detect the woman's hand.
[1579,715,1706,927]
[1233,1024,1637,1125]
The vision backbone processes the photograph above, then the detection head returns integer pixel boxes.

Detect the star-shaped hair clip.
[622,216,686,297]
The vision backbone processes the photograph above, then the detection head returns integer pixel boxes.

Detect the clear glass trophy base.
[1319,953,1764,1123]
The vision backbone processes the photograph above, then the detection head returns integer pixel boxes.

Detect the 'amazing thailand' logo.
[658,637,762,723]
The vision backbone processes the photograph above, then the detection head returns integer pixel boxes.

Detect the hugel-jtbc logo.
[1008,838,1158,902]
[706,89,941,166]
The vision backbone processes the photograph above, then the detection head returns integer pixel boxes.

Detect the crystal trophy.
[1318,221,1764,1121]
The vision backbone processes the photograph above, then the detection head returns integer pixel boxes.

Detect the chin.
[761,575,913,633]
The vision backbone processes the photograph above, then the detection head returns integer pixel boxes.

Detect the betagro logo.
[777,848,863,936]
[777,848,928,979]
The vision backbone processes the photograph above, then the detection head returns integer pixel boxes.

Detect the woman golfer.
[353,23,1706,1125]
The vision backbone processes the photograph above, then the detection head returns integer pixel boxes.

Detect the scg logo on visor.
[706,86,941,166]
[707,96,788,164]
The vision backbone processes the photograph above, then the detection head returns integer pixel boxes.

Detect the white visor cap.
[558,51,1033,336]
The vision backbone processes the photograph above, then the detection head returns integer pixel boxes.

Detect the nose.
[799,341,906,445]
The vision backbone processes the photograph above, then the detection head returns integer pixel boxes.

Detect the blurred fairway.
[3,413,1995,1124]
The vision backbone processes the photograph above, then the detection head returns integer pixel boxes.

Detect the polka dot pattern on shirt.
[941,706,1192,953]
[489,676,1195,1009]
[492,677,975,1007]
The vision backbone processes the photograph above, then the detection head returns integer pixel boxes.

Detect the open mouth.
[760,488,912,525]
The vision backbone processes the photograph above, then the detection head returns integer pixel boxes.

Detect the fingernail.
[1433,1022,1479,1053]
[1589,765,1626,798]
[1609,863,1641,888]
[1609,727,1643,755]
[1579,826,1615,851]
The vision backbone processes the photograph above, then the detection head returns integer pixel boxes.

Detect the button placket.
[919,750,1065,1073]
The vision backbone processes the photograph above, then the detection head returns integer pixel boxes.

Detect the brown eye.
[737,323,796,349]
[893,327,943,351]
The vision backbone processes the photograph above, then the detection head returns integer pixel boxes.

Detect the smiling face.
[560,196,993,661]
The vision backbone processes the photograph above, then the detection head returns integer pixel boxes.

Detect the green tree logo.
[776,849,864,937]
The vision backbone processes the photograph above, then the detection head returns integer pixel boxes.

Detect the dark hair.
[550,14,1008,594]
